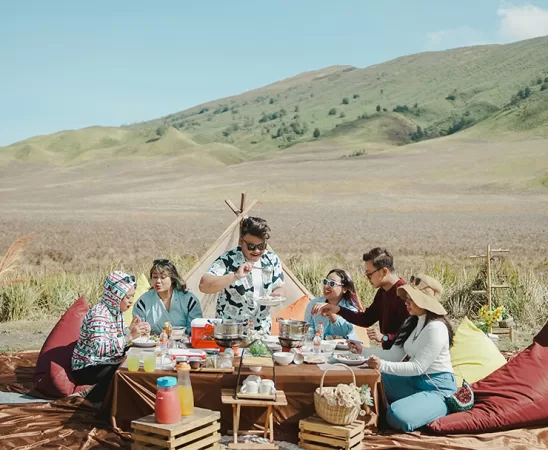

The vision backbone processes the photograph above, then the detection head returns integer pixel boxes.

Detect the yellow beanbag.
[450,317,507,386]
[123,273,150,325]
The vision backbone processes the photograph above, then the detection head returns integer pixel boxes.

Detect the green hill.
[2,35,548,165]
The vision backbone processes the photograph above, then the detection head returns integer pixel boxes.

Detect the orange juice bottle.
[176,366,194,416]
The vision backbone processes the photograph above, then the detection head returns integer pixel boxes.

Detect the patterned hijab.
[101,271,137,316]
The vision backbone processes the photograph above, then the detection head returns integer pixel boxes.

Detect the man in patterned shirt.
[199,217,285,333]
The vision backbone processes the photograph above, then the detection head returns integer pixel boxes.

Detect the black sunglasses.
[242,239,267,251]
[153,259,170,265]
[120,275,136,284]
[409,275,421,286]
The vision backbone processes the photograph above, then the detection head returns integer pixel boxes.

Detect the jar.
[205,354,218,369]
[155,376,181,424]
[218,353,233,369]
[177,367,194,416]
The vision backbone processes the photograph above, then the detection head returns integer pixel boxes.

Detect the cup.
[241,380,259,394]
[259,379,275,395]
[142,350,156,373]
[127,349,140,372]
[244,375,261,384]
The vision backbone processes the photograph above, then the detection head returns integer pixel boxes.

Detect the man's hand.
[367,327,383,343]
[347,340,363,354]
[367,355,381,370]
[235,262,253,280]
[311,303,340,316]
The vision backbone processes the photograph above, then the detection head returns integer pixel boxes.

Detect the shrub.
[156,125,167,137]
[540,83,548,92]
[198,107,209,114]
[342,97,349,105]
[339,112,346,118]
[353,94,360,99]
[383,108,387,112]
[393,105,409,113]
[269,98,275,104]
[294,105,299,112]
[376,105,381,112]
[328,108,337,116]
[446,94,456,101]
[313,128,321,138]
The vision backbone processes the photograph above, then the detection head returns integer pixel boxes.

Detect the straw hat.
[397,274,447,315]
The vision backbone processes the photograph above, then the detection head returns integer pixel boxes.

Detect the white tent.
[184,194,313,318]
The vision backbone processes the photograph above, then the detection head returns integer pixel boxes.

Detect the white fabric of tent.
[184,199,313,318]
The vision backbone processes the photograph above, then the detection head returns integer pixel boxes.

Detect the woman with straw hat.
[348,274,457,432]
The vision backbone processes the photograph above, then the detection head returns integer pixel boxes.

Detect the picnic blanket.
[1,352,547,450]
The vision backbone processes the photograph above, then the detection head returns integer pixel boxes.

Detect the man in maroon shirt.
[312,248,408,349]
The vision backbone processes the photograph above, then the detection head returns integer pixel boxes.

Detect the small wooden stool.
[299,415,365,450]
[131,407,220,449]
[221,388,287,450]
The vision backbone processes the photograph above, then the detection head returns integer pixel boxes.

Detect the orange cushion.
[34,296,91,398]
[271,295,310,335]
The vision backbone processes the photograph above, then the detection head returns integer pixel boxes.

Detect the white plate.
[304,354,326,364]
[255,296,286,307]
[333,353,367,366]
[132,337,158,348]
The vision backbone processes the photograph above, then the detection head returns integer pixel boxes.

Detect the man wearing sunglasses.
[312,248,408,349]
[199,216,285,333]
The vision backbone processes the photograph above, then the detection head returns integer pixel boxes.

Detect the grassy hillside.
[2,35,548,165]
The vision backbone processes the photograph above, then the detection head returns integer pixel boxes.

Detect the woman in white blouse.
[348,274,456,432]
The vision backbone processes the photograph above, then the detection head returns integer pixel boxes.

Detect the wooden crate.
[131,407,220,449]
[299,415,365,450]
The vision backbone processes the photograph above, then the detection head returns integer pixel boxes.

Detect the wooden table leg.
[264,405,272,439]
[232,405,238,444]
[269,406,274,443]
[234,404,241,444]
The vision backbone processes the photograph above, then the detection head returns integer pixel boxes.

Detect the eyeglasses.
[410,275,421,286]
[153,259,170,265]
[242,239,267,252]
[322,278,343,288]
[365,268,381,279]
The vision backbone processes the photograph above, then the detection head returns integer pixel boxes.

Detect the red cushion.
[33,296,91,397]
[428,321,548,433]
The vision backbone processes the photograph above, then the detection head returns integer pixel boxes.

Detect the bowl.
[321,342,337,354]
[273,352,294,366]
[249,366,262,373]
[188,357,203,370]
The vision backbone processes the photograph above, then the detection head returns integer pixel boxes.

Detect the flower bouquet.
[477,305,506,332]
[314,364,374,425]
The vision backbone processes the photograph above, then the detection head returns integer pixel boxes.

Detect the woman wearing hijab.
[133,259,203,335]
[348,274,457,432]
[72,271,150,403]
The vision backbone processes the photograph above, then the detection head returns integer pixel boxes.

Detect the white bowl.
[272,352,294,366]
[321,342,337,353]
[249,366,262,373]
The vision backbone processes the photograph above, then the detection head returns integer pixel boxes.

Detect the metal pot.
[278,336,305,349]
[276,318,310,339]
[214,319,244,339]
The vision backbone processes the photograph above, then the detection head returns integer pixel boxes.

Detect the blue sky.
[1,1,548,146]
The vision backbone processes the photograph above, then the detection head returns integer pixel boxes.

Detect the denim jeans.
[381,372,457,432]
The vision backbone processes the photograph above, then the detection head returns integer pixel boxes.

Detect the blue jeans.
[382,372,457,432]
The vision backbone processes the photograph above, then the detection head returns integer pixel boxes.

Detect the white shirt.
[252,261,264,297]
[361,315,453,376]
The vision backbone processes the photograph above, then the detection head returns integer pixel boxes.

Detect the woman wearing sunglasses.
[304,269,362,340]
[133,259,203,335]
[72,271,149,407]
[199,217,285,334]
[348,274,456,432]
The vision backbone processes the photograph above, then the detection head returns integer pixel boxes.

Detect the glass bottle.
[313,330,321,354]
[176,367,194,416]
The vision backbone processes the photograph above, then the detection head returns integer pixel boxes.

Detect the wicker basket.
[314,363,360,425]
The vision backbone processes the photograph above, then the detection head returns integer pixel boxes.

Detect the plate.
[255,296,286,307]
[333,353,367,366]
[304,354,326,364]
[335,341,349,351]
[132,337,157,348]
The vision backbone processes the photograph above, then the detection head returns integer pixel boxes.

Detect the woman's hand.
[347,340,363,354]
[367,328,383,343]
[311,303,340,316]
[129,316,150,340]
[367,355,381,370]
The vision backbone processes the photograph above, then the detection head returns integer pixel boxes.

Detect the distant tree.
[393,105,409,113]
[328,108,337,116]
[445,94,456,101]
[294,105,299,112]
[269,98,275,104]
[313,128,321,138]
[342,97,349,105]
[198,107,209,114]
[222,130,230,137]
[353,94,360,99]
[376,104,381,112]
[156,125,167,137]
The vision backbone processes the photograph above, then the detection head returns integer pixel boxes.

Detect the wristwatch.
[382,335,389,343]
